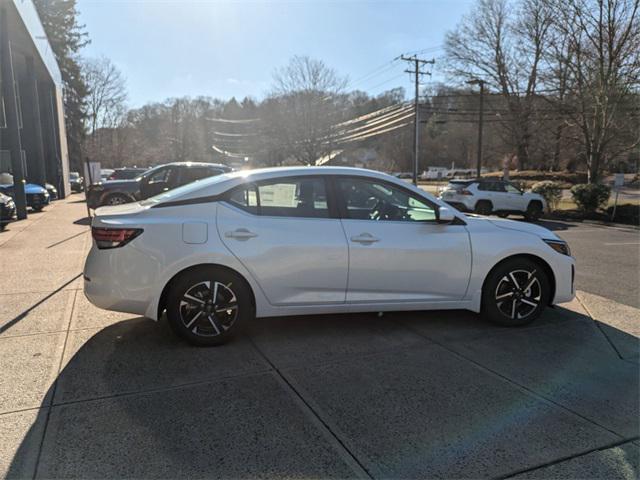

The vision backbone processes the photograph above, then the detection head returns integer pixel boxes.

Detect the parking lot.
[0,196,638,479]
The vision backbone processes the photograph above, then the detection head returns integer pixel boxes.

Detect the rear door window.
[226,177,330,218]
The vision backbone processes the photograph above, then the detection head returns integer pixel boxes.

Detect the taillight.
[458,189,473,195]
[92,227,142,249]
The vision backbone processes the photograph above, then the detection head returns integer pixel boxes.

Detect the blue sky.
[78,0,474,107]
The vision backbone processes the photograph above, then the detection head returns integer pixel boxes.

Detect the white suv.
[440,179,546,221]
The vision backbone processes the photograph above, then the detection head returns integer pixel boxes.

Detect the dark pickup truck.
[86,162,231,209]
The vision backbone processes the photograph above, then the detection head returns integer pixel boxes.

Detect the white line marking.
[603,242,640,246]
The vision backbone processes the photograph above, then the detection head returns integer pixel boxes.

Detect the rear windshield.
[139,172,234,206]
[446,181,472,191]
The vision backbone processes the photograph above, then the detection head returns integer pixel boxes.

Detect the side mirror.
[437,206,456,224]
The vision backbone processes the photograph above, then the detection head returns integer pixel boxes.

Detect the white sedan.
[84,167,575,346]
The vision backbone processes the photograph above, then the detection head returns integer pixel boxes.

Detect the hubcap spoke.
[183,293,204,305]
[215,303,237,313]
[185,310,204,329]
[211,282,219,303]
[520,298,538,308]
[510,299,518,319]
[496,291,514,300]
[509,272,521,289]
[207,315,221,335]
[523,270,537,292]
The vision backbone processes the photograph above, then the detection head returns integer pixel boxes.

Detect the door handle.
[225,228,258,240]
[350,233,380,244]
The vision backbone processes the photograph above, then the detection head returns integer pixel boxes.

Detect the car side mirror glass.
[437,206,455,224]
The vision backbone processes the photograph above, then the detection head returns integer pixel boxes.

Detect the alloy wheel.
[179,280,238,337]
[494,269,541,320]
[107,196,128,205]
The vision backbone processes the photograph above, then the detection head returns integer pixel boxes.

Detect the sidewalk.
[0,196,638,479]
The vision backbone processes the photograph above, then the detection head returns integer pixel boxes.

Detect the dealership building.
[0,0,70,218]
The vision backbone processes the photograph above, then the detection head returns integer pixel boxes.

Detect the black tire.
[32,206,44,212]
[482,257,550,326]
[166,267,253,346]
[524,201,543,221]
[475,200,493,216]
[497,212,509,218]
[103,193,131,206]
[0,223,5,231]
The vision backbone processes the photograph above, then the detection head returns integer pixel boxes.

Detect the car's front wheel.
[166,267,253,346]
[481,258,550,326]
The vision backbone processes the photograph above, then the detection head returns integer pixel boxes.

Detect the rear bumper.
[83,243,157,318]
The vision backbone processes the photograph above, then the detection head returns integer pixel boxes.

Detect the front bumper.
[0,202,16,222]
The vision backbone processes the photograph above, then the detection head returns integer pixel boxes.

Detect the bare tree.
[445,0,554,169]
[82,56,128,166]
[267,56,348,165]
[548,0,640,182]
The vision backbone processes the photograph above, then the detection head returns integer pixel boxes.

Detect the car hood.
[0,183,48,194]
[467,215,560,240]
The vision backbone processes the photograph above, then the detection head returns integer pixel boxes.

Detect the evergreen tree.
[33,0,89,170]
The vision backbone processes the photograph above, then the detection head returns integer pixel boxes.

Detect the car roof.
[144,166,442,207]
[165,162,230,168]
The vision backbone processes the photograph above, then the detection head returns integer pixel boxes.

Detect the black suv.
[86,162,232,209]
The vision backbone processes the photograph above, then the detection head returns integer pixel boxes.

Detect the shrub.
[570,184,611,212]
[531,181,563,211]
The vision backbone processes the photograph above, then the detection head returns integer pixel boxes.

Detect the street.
[543,221,640,308]
[0,197,638,479]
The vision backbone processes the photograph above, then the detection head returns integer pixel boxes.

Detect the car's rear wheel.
[475,200,493,216]
[32,206,44,212]
[524,201,543,221]
[166,267,253,346]
[482,258,550,326]
[104,193,130,206]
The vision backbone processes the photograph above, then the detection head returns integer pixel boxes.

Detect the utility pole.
[467,79,485,179]
[401,55,434,186]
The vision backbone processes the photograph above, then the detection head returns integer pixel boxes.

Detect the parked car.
[69,172,84,192]
[86,162,232,209]
[0,192,16,231]
[107,167,148,180]
[84,166,574,346]
[0,182,50,211]
[439,179,546,221]
[45,183,58,200]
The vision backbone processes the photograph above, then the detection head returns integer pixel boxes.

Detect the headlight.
[543,239,571,256]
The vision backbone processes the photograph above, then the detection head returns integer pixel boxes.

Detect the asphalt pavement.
[541,220,640,308]
[0,197,638,479]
